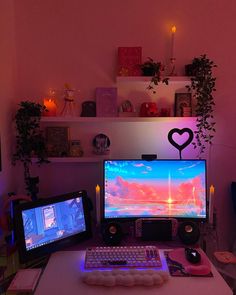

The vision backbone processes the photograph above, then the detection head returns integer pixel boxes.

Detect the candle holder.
[168,57,177,76]
[43,98,57,116]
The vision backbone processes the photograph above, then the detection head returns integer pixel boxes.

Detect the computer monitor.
[103,159,207,221]
[14,190,91,263]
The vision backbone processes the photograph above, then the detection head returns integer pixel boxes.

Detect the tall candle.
[96,184,101,226]
[209,185,215,224]
[43,98,57,116]
[171,25,176,59]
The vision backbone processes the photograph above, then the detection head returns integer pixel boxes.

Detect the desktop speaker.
[178,221,200,245]
[101,222,123,246]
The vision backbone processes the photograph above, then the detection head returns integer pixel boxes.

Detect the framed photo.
[45,127,69,157]
[69,140,83,157]
[96,87,118,117]
[175,93,192,117]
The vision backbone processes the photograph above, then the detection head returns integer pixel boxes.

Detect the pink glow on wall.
[0,0,235,251]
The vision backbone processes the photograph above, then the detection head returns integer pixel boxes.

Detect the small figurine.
[60,83,77,116]
[92,134,110,155]
[120,100,134,113]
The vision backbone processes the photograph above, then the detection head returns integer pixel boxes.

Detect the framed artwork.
[117,47,142,76]
[96,87,118,117]
[45,127,69,157]
[69,140,83,157]
[174,93,192,117]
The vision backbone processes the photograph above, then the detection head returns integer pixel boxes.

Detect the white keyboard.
[85,246,161,269]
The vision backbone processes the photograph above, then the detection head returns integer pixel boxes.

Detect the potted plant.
[12,101,49,199]
[140,57,169,93]
[186,54,217,157]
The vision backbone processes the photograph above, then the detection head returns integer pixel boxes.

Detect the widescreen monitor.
[15,191,91,263]
[103,159,207,221]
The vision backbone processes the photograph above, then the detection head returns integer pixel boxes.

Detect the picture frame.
[174,93,192,117]
[69,140,83,157]
[45,127,69,157]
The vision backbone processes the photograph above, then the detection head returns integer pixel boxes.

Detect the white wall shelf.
[116,76,191,83]
[32,156,108,163]
[41,116,196,123]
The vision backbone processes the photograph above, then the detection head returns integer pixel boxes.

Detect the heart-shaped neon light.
[168,128,194,159]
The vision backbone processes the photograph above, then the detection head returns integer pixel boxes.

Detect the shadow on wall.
[209,143,236,251]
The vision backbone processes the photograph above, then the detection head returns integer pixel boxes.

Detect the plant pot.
[141,68,156,76]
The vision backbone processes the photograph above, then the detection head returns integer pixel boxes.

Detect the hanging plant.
[140,58,169,93]
[12,101,49,199]
[186,54,217,157]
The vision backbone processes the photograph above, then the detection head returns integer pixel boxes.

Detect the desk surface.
[35,250,232,295]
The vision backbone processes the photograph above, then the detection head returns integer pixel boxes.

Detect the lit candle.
[209,185,215,224]
[171,25,176,59]
[96,184,101,226]
[43,98,57,116]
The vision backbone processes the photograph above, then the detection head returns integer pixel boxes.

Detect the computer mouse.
[185,248,201,264]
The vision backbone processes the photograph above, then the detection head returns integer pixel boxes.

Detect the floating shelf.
[41,116,196,123]
[32,155,109,163]
[116,76,191,83]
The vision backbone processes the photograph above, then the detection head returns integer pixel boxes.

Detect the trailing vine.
[186,54,217,157]
[140,58,169,93]
[12,101,49,198]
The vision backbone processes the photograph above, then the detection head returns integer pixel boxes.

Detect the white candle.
[171,25,176,59]
[96,184,101,226]
[209,185,215,224]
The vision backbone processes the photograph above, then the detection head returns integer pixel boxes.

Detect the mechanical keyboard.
[85,246,162,269]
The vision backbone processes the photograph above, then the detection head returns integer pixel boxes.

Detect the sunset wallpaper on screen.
[104,160,206,219]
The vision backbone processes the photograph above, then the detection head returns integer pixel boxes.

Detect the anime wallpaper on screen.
[22,197,86,251]
[104,160,207,219]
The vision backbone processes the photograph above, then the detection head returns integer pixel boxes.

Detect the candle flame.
[210,185,215,194]
[96,184,100,193]
[171,26,176,33]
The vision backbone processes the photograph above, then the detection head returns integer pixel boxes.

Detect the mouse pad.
[164,248,213,277]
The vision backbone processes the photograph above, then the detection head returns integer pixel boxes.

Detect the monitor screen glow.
[15,191,91,263]
[22,197,86,251]
[103,160,207,220]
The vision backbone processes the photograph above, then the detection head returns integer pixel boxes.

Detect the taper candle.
[96,184,101,226]
[209,184,215,224]
[171,25,176,59]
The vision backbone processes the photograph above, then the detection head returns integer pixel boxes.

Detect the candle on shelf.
[171,25,176,59]
[209,184,215,224]
[43,98,57,116]
[95,184,101,226]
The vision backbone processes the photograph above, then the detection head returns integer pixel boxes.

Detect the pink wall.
[0,0,17,206]
[1,0,236,250]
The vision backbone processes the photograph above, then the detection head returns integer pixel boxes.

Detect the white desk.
[35,250,233,295]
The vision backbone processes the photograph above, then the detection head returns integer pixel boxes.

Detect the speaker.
[178,221,200,245]
[101,222,123,246]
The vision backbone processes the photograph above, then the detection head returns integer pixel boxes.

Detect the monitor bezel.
[14,190,92,263]
[102,159,208,223]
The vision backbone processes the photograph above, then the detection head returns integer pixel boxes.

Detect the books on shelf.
[96,87,118,117]
[7,268,42,293]
[117,47,142,76]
